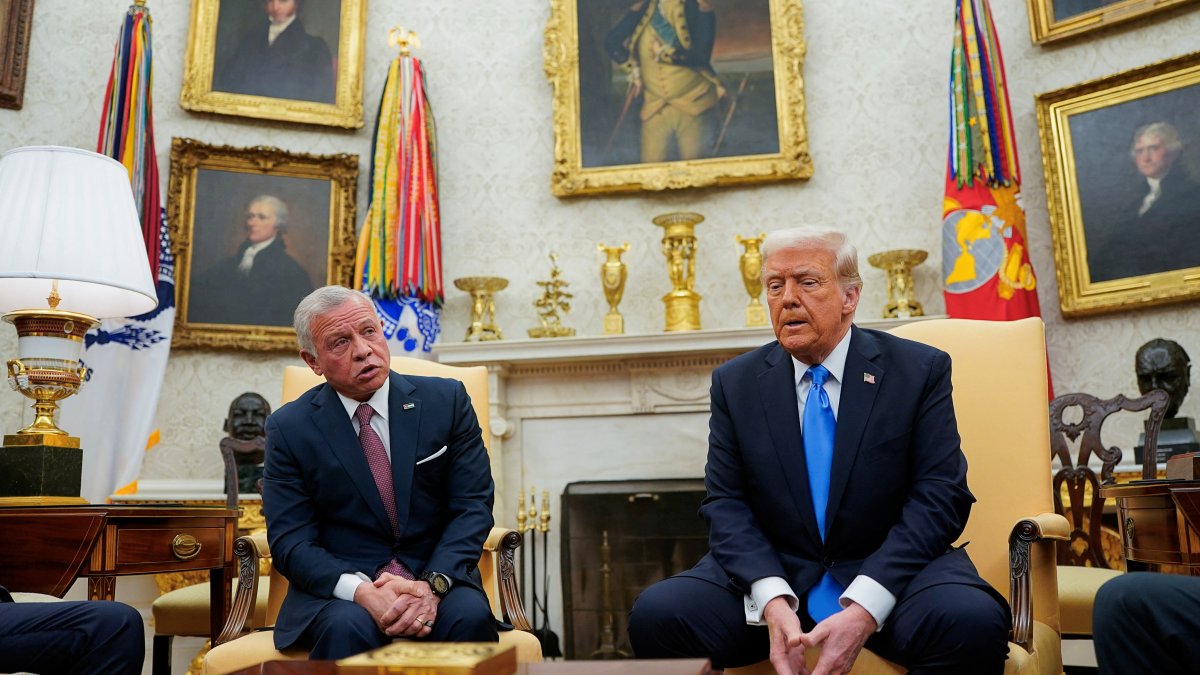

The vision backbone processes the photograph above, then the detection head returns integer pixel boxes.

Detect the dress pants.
[303,585,499,660]
[1093,572,1200,675]
[0,599,144,675]
[628,572,1009,674]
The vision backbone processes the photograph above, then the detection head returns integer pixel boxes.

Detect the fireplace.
[561,479,708,659]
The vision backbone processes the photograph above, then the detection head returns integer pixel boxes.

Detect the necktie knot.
[807,364,830,390]
[355,403,374,427]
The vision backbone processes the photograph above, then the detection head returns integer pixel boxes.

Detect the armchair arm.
[215,532,271,646]
[1008,512,1069,651]
[483,527,532,631]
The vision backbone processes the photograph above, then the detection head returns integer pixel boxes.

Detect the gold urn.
[653,212,703,332]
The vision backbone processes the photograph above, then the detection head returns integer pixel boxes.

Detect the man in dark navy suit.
[628,227,1009,674]
[263,286,497,659]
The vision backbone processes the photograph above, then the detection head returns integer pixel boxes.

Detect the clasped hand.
[353,572,440,638]
[763,597,876,675]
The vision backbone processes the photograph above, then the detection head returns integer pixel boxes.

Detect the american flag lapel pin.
[863,373,876,384]
[402,402,416,410]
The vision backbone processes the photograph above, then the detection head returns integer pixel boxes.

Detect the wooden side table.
[0,504,238,640]
[1100,480,1200,573]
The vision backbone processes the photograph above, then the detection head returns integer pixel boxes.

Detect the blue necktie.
[803,364,844,622]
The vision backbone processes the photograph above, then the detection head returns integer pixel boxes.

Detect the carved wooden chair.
[729,317,1069,675]
[201,357,541,674]
[1048,389,1168,639]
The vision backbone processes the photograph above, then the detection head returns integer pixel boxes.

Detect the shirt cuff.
[841,575,896,632]
[744,576,798,625]
[334,572,371,602]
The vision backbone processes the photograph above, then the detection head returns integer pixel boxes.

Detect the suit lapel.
[826,326,884,527]
[310,384,393,535]
[759,344,822,545]
[389,373,419,535]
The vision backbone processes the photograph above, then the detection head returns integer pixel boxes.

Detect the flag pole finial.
[388,26,420,57]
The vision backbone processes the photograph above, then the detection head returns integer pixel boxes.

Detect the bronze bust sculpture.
[220,392,271,501]
[1134,339,1198,464]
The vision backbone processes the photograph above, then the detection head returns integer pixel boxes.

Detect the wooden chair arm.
[483,527,532,631]
[215,533,271,646]
[1008,512,1069,652]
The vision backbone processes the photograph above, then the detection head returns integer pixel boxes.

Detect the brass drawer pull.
[172,534,202,560]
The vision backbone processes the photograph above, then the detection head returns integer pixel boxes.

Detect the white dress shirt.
[1138,176,1162,217]
[743,328,897,631]
[331,379,394,601]
[267,14,297,46]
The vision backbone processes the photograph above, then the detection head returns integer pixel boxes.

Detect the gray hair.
[249,194,289,233]
[1131,122,1183,158]
[761,226,863,291]
[294,285,373,354]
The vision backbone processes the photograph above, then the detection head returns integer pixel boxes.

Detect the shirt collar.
[791,326,853,387]
[244,236,276,256]
[1146,175,1163,192]
[268,14,296,43]
[336,377,390,424]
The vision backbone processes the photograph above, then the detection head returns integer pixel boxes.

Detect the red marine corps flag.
[942,0,1042,324]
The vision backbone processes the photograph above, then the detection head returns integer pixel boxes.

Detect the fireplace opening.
[560,478,708,659]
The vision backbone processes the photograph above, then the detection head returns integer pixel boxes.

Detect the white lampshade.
[0,146,158,318]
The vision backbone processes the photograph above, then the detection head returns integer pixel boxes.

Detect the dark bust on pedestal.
[1134,338,1200,465]
[219,392,271,503]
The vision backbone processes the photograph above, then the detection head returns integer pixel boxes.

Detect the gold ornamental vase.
[598,243,630,335]
[867,249,927,318]
[653,212,703,332]
[735,233,767,327]
[453,276,508,341]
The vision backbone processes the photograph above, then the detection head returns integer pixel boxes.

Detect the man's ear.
[842,284,861,315]
[300,350,323,376]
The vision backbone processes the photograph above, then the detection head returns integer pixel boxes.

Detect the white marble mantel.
[433,317,936,638]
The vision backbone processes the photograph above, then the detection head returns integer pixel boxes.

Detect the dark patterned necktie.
[355,403,414,580]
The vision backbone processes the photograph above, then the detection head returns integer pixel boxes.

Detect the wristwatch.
[420,571,452,598]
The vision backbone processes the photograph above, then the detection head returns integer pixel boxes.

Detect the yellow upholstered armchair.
[729,317,1069,675]
[202,357,542,674]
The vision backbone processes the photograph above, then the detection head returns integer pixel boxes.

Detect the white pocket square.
[416,446,447,466]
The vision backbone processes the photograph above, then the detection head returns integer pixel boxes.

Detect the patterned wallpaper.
[1,0,1199,481]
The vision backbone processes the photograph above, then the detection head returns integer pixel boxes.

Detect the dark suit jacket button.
[822,558,834,568]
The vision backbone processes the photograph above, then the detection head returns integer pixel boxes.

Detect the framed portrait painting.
[179,0,366,128]
[0,0,35,110]
[544,0,812,196]
[1026,0,1200,44]
[1037,51,1200,316]
[168,138,358,350]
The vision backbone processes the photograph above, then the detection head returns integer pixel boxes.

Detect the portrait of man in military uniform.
[576,0,780,168]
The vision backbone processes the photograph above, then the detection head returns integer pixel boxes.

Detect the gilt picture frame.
[0,0,35,110]
[1026,0,1200,45]
[179,0,366,128]
[1036,51,1200,317]
[544,0,812,197]
[168,138,358,350]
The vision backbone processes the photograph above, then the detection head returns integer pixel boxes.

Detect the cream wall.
[1,0,1199,480]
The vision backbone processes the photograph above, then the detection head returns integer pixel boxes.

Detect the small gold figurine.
[453,276,508,341]
[653,212,704,332]
[867,249,928,318]
[598,242,630,335]
[735,233,767,327]
[528,253,576,338]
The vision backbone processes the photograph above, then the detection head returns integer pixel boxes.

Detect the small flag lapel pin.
[402,402,416,410]
[863,373,876,384]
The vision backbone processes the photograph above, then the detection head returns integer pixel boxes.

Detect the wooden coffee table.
[229,658,714,674]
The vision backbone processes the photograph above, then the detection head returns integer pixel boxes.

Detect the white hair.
[761,226,863,290]
[293,285,373,354]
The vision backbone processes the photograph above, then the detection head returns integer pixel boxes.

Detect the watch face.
[424,572,450,596]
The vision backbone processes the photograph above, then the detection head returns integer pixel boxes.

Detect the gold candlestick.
[653,212,703,332]
[453,276,508,341]
[598,242,630,335]
[735,233,767,327]
[867,249,927,318]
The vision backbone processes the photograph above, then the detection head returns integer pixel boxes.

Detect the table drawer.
[114,526,225,571]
